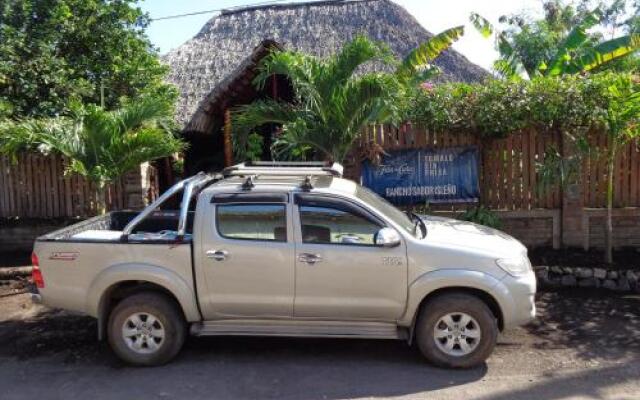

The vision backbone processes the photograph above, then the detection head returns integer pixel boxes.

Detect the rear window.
[216,204,287,242]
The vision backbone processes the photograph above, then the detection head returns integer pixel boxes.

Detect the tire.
[108,292,186,366]
[415,292,497,368]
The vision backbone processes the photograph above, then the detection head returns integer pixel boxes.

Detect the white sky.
[140,0,545,71]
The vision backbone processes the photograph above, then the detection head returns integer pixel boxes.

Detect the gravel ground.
[0,287,639,400]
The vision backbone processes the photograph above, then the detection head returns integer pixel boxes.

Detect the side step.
[191,319,406,340]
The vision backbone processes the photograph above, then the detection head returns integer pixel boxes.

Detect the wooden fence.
[1,127,638,219]
[0,154,157,218]
[355,124,640,210]
[582,132,640,208]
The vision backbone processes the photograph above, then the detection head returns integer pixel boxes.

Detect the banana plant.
[470,9,640,79]
[396,26,465,84]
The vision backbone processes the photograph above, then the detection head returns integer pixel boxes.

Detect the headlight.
[496,257,531,277]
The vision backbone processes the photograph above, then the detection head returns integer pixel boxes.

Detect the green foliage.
[397,26,465,85]
[245,133,265,162]
[458,206,502,229]
[0,0,176,118]
[233,35,402,162]
[408,72,636,138]
[536,139,589,190]
[471,1,640,79]
[232,31,462,162]
[0,96,184,191]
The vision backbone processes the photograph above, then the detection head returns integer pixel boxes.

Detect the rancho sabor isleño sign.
[361,147,480,205]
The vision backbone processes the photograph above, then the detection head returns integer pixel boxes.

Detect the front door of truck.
[197,193,294,319]
[292,194,408,321]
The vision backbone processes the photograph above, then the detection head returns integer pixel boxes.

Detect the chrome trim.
[122,172,213,239]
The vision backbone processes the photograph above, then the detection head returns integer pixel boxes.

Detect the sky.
[139,0,544,71]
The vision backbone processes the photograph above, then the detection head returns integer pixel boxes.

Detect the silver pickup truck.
[32,162,536,368]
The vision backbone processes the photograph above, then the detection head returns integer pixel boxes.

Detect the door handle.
[298,253,322,265]
[206,249,228,261]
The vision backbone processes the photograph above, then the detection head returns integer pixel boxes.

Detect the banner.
[361,147,480,205]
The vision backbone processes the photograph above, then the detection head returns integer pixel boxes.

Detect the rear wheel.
[415,293,497,368]
[108,292,186,366]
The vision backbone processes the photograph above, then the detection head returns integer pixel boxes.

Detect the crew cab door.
[293,193,407,321]
[197,193,294,319]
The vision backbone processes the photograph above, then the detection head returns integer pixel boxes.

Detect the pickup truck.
[32,161,536,368]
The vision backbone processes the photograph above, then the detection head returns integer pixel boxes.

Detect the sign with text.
[361,147,480,205]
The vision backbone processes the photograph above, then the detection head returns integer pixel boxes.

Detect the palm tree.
[0,98,184,213]
[232,28,464,163]
[470,9,640,79]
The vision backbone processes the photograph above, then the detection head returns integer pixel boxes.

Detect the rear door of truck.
[194,192,295,319]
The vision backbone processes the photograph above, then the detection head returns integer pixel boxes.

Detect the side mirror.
[375,227,401,248]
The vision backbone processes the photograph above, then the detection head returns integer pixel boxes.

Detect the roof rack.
[223,161,344,177]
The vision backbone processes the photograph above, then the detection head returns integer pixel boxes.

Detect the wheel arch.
[400,270,510,342]
[87,264,200,340]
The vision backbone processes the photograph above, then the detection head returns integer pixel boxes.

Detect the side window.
[298,205,381,245]
[216,204,287,242]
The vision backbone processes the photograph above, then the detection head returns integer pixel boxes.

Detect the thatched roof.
[163,0,488,132]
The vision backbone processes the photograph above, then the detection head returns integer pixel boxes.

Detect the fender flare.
[398,269,514,327]
[86,263,201,337]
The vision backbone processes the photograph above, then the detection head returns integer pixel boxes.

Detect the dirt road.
[0,287,639,400]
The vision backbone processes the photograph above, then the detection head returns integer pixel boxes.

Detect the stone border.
[534,265,640,292]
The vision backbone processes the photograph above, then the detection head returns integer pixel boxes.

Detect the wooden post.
[560,131,585,248]
[223,108,234,167]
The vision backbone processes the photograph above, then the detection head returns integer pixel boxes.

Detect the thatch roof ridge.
[218,0,371,18]
[164,0,488,131]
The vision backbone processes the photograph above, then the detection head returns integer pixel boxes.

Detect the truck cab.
[32,162,536,368]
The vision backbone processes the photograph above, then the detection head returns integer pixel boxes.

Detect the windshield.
[355,185,417,237]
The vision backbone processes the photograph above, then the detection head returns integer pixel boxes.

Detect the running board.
[191,320,406,340]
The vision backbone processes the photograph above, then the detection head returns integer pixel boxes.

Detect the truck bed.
[38,211,194,242]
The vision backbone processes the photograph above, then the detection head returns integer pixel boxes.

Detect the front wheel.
[415,293,497,368]
[108,292,186,366]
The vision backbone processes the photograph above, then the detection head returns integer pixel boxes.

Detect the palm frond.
[112,97,172,132]
[252,51,322,110]
[0,98,182,188]
[320,35,392,95]
[339,73,401,130]
[231,100,301,159]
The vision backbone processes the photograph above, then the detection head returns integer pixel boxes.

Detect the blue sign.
[361,147,480,205]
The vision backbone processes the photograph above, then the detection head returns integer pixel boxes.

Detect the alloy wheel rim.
[433,312,481,357]
[122,312,165,354]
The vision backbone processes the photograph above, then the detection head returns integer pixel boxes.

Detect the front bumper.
[499,270,537,329]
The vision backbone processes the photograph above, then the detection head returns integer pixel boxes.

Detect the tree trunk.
[96,185,107,215]
[604,146,615,264]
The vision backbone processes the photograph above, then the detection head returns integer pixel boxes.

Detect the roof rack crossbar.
[223,161,343,177]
